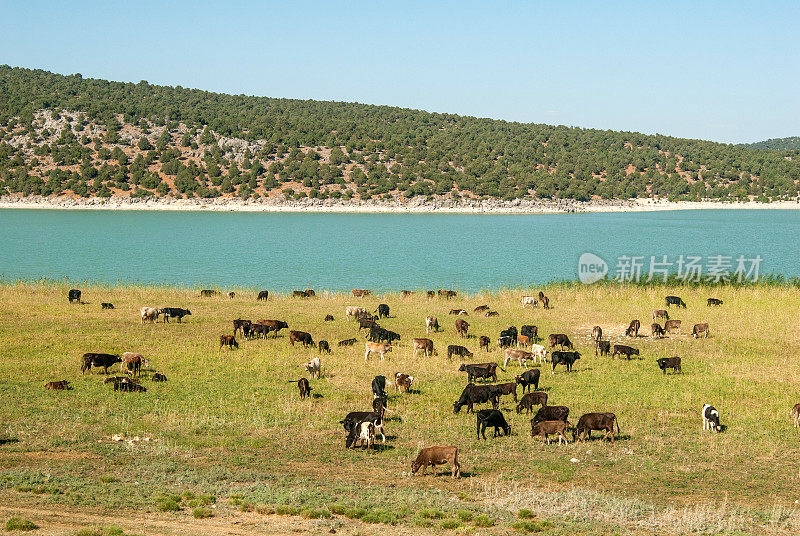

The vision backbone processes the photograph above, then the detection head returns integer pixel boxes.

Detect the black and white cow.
[702,404,721,432]
[372,375,387,399]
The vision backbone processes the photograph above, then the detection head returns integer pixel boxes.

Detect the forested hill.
[743,137,800,152]
[1,65,798,203]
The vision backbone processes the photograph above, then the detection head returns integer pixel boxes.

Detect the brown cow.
[455,318,469,338]
[516,391,547,413]
[394,372,414,393]
[625,319,641,337]
[450,309,468,316]
[664,319,682,333]
[425,316,440,333]
[573,412,619,443]
[653,309,669,320]
[596,340,611,357]
[492,382,518,402]
[612,344,639,359]
[474,305,490,312]
[548,334,573,350]
[791,404,800,428]
[296,378,312,399]
[401,290,415,296]
[479,335,491,352]
[412,338,435,358]
[365,342,393,361]
[257,319,289,337]
[591,326,602,342]
[531,420,569,445]
[692,323,710,338]
[45,380,71,390]
[516,334,531,348]
[411,446,460,478]
[121,352,146,377]
[352,289,371,297]
[651,323,666,338]
[503,348,533,368]
[220,335,238,350]
[289,330,314,348]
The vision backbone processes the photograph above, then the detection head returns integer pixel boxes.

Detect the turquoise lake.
[0,209,798,291]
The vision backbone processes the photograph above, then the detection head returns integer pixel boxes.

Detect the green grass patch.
[192,507,213,519]
[5,517,38,531]
[512,520,553,533]
[473,515,494,528]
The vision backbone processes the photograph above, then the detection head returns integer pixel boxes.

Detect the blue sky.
[1,1,797,143]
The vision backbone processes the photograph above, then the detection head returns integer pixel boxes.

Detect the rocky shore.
[0,195,797,213]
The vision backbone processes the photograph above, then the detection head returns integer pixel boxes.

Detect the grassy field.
[2,282,800,535]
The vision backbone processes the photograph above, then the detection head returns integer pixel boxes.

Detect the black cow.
[499,327,518,344]
[375,304,390,318]
[498,336,513,348]
[532,405,570,424]
[152,373,167,382]
[453,384,499,414]
[338,338,357,347]
[516,391,547,413]
[707,298,723,306]
[573,412,619,442]
[101,302,114,309]
[161,307,191,323]
[665,295,687,308]
[68,289,81,303]
[596,340,611,357]
[551,351,580,373]
[458,362,498,383]
[520,325,538,342]
[479,336,491,351]
[476,409,510,439]
[257,290,269,301]
[341,412,386,446]
[368,326,395,343]
[248,323,271,339]
[448,345,473,360]
[372,375,387,399]
[200,289,218,297]
[318,340,331,354]
[297,377,312,399]
[81,353,121,374]
[324,314,334,321]
[612,344,639,359]
[515,369,540,392]
[656,356,682,374]
[358,318,379,332]
[233,319,252,337]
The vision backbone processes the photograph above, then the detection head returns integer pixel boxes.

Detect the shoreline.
[1,195,799,214]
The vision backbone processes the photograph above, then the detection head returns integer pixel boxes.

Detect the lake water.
[0,209,798,291]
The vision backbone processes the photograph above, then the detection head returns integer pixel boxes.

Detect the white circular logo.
[578,253,608,284]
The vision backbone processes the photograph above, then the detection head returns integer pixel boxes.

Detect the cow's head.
[453,401,462,414]
[458,364,467,371]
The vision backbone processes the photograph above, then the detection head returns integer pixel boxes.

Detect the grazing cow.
[612,344,639,359]
[304,289,316,297]
[656,356,681,374]
[479,335,491,352]
[395,372,414,393]
[401,290,415,296]
[341,412,385,445]
[521,325,538,342]
[296,377,312,399]
[439,289,457,299]
[358,318,379,332]
[121,352,146,377]
[500,327,518,344]
[68,289,81,303]
[491,382,518,402]
[411,446,460,478]
[249,324,271,339]
[219,335,238,350]
[702,404,721,432]
[372,375,387,399]
[233,319,252,337]
[101,302,114,309]
[318,340,331,354]
[453,384,499,413]
[516,334,531,348]
[498,336,513,349]
[707,298,723,306]
[516,391,547,413]
[548,333,573,350]
[515,368,540,392]
[664,319,682,333]
[592,326,602,342]
[455,318,469,338]
[368,327,400,344]
[257,290,269,301]
[551,351,580,374]
[485,310,499,317]
[324,314,334,321]
[474,305,490,312]
[45,380,71,390]
[532,405,570,424]
[425,316,440,333]
[450,309,468,316]
[289,330,314,348]
[364,342,393,361]
[152,373,167,382]
[625,319,641,337]
[228,291,235,299]
[412,338,435,358]
[530,344,548,364]
[791,404,800,428]
[573,412,619,443]
[373,397,387,417]
[293,290,307,298]
[338,338,357,347]
[115,380,147,392]
[375,304,390,318]
[503,348,533,368]
[666,295,687,308]
[304,357,321,379]
[531,420,569,445]
[458,362,497,382]
[352,289,371,297]
[448,345,473,360]
[161,307,191,323]
[81,353,121,374]
[539,292,550,309]
[521,295,537,308]
[426,290,437,298]
[200,289,217,297]
[351,421,375,449]
[476,409,511,439]
[596,340,611,357]
[346,306,366,320]
[140,307,160,323]
[651,323,666,338]
[653,309,669,320]
[692,323,710,338]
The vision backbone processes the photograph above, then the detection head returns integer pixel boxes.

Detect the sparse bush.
[512,520,552,533]
[5,516,38,531]
[439,519,462,530]
[473,514,494,527]
[193,507,213,519]
[457,510,474,522]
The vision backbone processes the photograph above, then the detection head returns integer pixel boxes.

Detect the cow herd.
[59,286,742,479]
